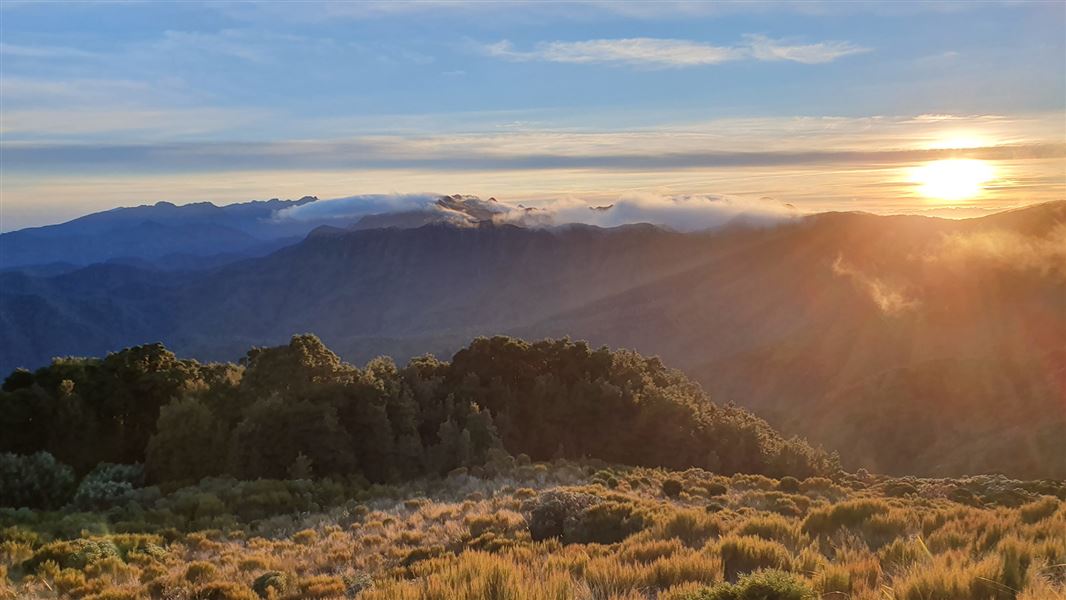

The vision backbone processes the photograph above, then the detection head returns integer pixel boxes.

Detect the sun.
[911,159,995,201]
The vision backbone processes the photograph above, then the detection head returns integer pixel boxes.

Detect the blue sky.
[1,1,1064,230]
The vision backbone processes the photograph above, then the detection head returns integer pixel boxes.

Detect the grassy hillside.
[2,462,1063,599]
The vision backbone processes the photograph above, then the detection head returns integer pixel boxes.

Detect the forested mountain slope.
[1,201,1062,477]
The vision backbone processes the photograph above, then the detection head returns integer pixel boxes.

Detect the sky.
[1,0,1064,231]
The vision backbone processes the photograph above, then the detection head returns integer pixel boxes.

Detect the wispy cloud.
[482,35,869,68]
[484,38,745,68]
[745,34,870,64]
[833,256,920,315]
[0,42,99,59]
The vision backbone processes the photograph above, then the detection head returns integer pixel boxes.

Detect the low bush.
[662,479,684,498]
[684,568,815,600]
[1018,496,1060,524]
[0,452,76,510]
[717,535,794,582]
[252,571,289,598]
[801,499,890,538]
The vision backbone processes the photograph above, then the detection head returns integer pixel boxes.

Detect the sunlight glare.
[912,159,995,201]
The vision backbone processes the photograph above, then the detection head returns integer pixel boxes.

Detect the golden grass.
[1,465,1062,600]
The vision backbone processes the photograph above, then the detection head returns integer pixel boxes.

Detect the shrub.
[776,477,800,493]
[252,571,289,598]
[801,499,890,537]
[618,539,685,564]
[735,515,799,547]
[185,561,219,582]
[717,535,794,582]
[878,536,930,573]
[705,500,727,513]
[526,490,597,541]
[662,479,684,498]
[72,463,145,511]
[525,489,647,544]
[569,500,647,544]
[297,575,347,598]
[704,482,728,497]
[947,486,982,507]
[1018,496,1060,524]
[656,509,723,548]
[879,480,919,498]
[193,582,259,600]
[402,544,445,566]
[0,452,76,509]
[26,538,121,571]
[685,569,815,600]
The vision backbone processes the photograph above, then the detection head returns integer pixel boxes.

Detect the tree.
[145,397,227,483]
[229,395,355,480]
[240,334,353,400]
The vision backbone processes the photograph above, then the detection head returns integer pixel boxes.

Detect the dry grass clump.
[1,463,1063,599]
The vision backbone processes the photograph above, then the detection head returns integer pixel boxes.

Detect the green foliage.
[252,571,289,598]
[686,569,816,600]
[524,489,647,544]
[228,396,355,480]
[526,490,597,542]
[0,451,75,509]
[0,335,831,498]
[71,463,145,511]
[449,337,832,477]
[146,397,227,483]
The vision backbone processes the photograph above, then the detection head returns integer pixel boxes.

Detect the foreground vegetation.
[2,462,1064,599]
[2,336,1062,598]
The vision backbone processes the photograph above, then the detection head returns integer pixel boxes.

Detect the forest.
[0,335,833,507]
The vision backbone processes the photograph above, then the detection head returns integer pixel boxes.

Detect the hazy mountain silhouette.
[1,201,1062,477]
[0,196,320,269]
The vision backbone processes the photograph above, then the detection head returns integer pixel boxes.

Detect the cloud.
[482,35,867,68]
[5,137,1061,172]
[547,193,799,230]
[276,192,799,232]
[0,42,98,59]
[745,34,870,64]
[927,224,1066,280]
[484,38,744,68]
[275,193,444,221]
[832,256,920,314]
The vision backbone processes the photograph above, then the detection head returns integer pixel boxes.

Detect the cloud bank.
[275,192,799,232]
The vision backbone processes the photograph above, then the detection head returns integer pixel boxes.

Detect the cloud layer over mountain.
[276,192,800,231]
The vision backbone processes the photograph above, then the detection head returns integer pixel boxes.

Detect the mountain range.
[1,198,1063,478]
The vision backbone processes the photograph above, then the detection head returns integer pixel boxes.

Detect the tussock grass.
[1,463,1063,600]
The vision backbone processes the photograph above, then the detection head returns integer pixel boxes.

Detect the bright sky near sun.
[1,1,1064,230]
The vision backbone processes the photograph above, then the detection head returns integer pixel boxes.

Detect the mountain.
[0,196,320,270]
[1,201,1063,477]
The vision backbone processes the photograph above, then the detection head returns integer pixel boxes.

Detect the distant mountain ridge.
[0,196,319,269]
[1,200,1063,478]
